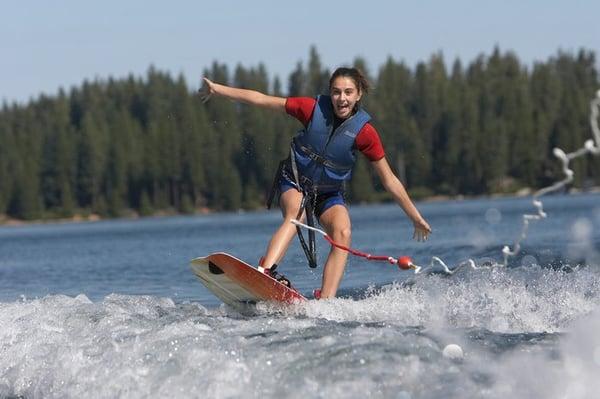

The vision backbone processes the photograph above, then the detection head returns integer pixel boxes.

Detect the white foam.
[1,265,600,398]
[485,309,600,398]
[277,265,600,333]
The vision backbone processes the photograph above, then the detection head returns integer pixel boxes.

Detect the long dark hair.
[329,67,370,94]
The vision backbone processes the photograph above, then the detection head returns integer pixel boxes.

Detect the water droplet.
[485,208,502,224]
[521,255,538,267]
[571,218,592,241]
[442,344,464,360]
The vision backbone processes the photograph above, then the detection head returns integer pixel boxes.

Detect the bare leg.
[317,205,351,298]
[260,189,304,268]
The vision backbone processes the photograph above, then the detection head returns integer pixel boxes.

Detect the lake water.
[1,193,599,398]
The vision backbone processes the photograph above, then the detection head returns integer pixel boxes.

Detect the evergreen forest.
[1,46,599,221]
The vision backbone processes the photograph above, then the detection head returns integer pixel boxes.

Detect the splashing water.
[2,263,600,399]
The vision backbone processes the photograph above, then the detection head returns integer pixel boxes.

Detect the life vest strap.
[296,144,350,172]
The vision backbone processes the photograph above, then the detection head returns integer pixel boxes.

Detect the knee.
[284,211,305,223]
[332,226,351,245]
[281,202,305,222]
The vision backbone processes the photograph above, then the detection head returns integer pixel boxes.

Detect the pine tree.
[288,61,306,97]
[203,62,243,210]
[8,106,43,219]
[0,109,15,215]
[307,45,330,95]
[529,62,562,187]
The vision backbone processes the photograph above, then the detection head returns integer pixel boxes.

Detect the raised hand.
[198,77,216,103]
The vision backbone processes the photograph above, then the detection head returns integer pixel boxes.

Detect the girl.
[200,67,431,298]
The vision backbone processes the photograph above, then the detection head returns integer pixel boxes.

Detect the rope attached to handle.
[291,219,421,273]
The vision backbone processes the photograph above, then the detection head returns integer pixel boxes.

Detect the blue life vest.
[290,95,371,191]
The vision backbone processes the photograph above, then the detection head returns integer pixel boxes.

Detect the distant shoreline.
[1,187,599,227]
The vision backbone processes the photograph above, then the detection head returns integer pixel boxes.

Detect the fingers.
[413,227,430,242]
[412,218,431,242]
[200,92,212,104]
[198,77,213,104]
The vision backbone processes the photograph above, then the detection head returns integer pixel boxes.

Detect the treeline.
[0,46,599,220]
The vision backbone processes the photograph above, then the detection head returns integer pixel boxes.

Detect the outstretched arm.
[371,157,432,241]
[200,77,286,112]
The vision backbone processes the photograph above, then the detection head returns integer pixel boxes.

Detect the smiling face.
[330,76,362,119]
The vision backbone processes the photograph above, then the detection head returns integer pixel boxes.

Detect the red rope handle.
[290,219,417,271]
[323,235,414,270]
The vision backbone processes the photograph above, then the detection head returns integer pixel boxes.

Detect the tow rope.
[291,219,421,273]
[294,193,318,268]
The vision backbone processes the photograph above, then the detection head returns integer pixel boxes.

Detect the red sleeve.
[285,97,316,127]
[355,123,385,161]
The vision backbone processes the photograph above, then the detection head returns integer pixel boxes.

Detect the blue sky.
[2,0,599,103]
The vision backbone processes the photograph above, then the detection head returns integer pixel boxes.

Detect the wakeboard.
[190,252,306,307]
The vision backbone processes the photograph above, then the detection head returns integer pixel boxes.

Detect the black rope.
[295,191,318,268]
